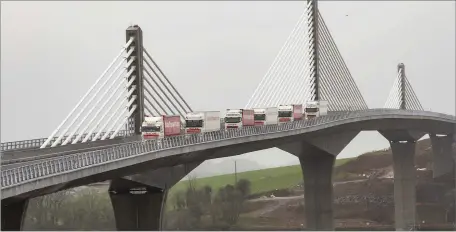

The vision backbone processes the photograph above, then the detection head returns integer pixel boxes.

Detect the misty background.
[1,1,455,176]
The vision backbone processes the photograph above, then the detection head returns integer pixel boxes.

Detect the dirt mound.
[333,138,450,182]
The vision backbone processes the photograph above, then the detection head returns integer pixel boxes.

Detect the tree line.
[23,178,252,230]
[165,177,252,230]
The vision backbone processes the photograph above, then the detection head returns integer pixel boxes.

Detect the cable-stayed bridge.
[1,1,455,231]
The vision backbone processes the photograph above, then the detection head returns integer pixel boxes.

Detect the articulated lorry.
[224,109,254,129]
[185,111,221,134]
[141,115,181,140]
[253,107,278,126]
[305,100,329,119]
[278,104,303,123]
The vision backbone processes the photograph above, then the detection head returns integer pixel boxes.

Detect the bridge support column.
[299,150,335,231]
[390,141,417,231]
[279,130,360,230]
[1,199,29,231]
[109,178,166,231]
[430,134,455,225]
[379,130,424,230]
[430,134,454,179]
[110,161,202,231]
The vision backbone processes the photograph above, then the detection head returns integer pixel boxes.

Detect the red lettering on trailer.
[164,116,181,136]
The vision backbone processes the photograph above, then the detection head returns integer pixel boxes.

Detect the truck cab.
[225,109,242,129]
[305,100,329,119]
[305,101,319,119]
[253,108,266,125]
[185,112,204,134]
[278,105,293,123]
[141,116,163,140]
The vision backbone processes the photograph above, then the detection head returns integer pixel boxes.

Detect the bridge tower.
[245,0,368,111]
[125,25,146,135]
[384,62,423,110]
[308,0,320,101]
[381,64,431,230]
[398,63,406,110]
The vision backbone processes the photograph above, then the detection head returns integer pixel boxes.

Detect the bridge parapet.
[1,130,129,152]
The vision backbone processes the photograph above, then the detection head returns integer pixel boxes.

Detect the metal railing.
[1,109,455,189]
[1,130,131,152]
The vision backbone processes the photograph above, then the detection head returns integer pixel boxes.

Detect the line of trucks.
[141,100,329,140]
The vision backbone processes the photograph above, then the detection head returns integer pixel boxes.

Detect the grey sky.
[1,1,455,168]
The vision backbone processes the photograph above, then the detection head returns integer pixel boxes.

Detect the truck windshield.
[186,120,203,128]
[142,126,160,132]
[225,117,241,123]
[254,114,266,121]
[278,111,292,117]
[305,108,318,113]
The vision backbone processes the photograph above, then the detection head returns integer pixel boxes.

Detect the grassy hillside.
[169,137,450,199]
[169,157,353,198]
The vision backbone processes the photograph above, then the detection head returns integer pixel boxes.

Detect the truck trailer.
[253,107,278,126]
[185,111,221,134]
[224,109,254,129]
[292,104,303,121]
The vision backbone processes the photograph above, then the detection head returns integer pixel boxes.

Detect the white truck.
[141,115,182,140]
[224,109,254,129]
[278,104,303,123]
[253,107,278,126]
[185,111,221,135]
[305,100,329,119]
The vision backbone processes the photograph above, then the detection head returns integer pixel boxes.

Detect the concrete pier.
[1,199,29,231]
[390,141,417,231]
[299,150,336,231]
[109,178,165,231]
[279,130,360,230]
[430,134,454,178]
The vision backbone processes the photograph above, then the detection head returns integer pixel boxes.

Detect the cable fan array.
[40,38,193,149]
[245,1,315,109]
[383,66,423,110]
[316,11,368,111]
[142,48,192,122]
[245,2,368,112]
[41,38,137,148]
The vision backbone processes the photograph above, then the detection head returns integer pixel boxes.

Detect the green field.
[168,157,353,198]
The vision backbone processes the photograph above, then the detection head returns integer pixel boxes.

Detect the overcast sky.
[1,1,455,168]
